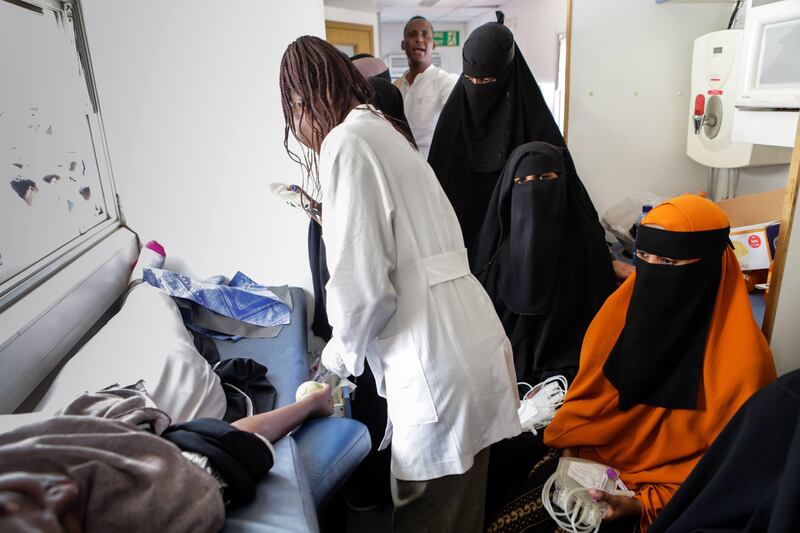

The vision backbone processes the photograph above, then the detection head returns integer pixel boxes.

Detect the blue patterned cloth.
[144,268,291,327]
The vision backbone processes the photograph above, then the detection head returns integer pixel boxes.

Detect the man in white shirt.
[395,16,458,159]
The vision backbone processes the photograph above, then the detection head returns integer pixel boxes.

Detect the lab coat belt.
[420,248,470,286]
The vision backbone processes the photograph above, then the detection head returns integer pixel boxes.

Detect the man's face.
[401,19,434,68]
[0,472,82,533]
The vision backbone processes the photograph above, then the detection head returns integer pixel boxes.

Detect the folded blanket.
[144,269,290,328]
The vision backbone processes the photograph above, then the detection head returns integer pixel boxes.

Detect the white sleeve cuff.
[321,339,352,378]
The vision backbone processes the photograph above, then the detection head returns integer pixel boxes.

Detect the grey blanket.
[0,385,225,532]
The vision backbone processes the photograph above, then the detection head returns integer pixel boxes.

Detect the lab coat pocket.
[375,331,439,426]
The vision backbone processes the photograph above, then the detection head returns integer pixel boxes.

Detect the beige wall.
[568,0,731,216]
[82,0,326,297]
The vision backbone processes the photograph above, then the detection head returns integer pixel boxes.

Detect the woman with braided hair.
[280,36,521,532]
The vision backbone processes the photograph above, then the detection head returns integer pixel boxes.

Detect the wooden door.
[325,20,374,57]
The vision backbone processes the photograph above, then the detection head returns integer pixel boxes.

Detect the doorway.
[325,20,374,56]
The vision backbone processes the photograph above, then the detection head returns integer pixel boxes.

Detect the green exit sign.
[433,31,460,47]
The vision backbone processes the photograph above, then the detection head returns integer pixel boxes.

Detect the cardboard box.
[717,188,784,271]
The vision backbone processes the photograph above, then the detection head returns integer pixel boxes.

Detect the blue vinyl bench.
[218,287,371,532]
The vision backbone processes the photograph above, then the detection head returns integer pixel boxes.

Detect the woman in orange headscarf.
[487,195,776,533]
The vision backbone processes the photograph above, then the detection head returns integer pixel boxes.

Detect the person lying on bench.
[0,381,333,533]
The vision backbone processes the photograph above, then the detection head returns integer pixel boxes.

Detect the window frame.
[0,0,121,312]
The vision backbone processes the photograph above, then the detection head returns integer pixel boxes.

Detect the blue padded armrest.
[215,287,370,508]
[223,436,319,533]
[292,417,371,506]
[217,288,316,531]
[214,287,308,408]
[749,292,766,327]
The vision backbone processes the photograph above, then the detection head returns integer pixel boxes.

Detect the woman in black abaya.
[648,369,800,533]
[428,12,575,251]
[473,142,616,525]
[472,142,615,386]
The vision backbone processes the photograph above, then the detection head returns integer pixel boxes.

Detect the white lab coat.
[320,106,521,481]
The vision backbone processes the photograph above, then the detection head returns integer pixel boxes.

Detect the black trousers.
[347,361,392,505]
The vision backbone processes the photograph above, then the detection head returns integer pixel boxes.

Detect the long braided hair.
[280,36,416,204]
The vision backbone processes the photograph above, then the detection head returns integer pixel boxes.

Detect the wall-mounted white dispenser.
[687,29,791,169]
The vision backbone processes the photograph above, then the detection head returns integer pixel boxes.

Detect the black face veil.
[497,144,567,315]
[472,142,616,384]
[603,225,731,410]
[460,21,515,173]
[428,14,573,251]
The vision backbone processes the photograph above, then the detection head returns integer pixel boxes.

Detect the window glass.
[0,1,116,287]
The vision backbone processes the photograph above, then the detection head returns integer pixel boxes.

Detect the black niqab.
[472,142,616,384]
[603,225,730,410]
[461,23,515,172]
[499,144,566,315]
[428,15,568,250]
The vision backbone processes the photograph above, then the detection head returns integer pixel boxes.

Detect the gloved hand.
[269,183,322,225]
[269,182,303,209]
[321,342,350,379]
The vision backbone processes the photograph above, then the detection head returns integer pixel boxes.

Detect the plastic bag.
[601,192,666,254]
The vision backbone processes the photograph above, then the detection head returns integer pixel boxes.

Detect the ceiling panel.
[470,0,502,5]
[438,7,496,21]
[375,0,479,6]
[325,0,379,12]
[326,0,505,22]
[379,5,452,23]
[417,0,469,6]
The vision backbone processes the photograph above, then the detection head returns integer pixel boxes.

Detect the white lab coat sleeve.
[319,131,398,378]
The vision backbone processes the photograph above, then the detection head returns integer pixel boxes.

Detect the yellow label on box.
[729,227,771,270]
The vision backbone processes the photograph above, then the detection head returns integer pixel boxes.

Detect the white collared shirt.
[395,65,459,159]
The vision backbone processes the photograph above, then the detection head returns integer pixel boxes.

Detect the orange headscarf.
[544,195,776,531]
